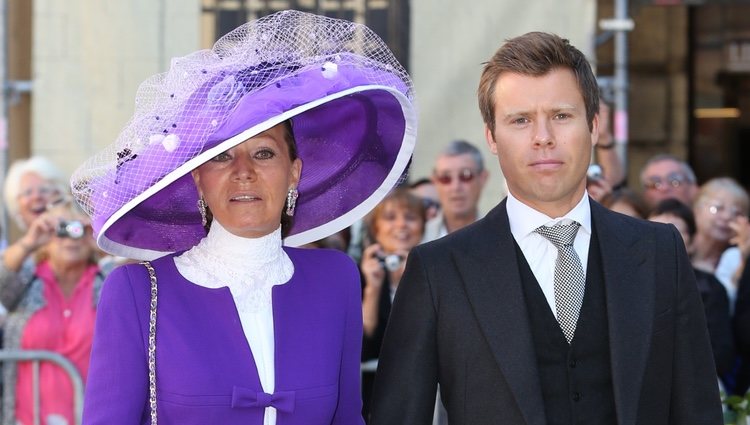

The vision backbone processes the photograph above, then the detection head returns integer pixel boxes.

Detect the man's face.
[432,154,487,221]
[641,159,697,208]
[485,68,597,218]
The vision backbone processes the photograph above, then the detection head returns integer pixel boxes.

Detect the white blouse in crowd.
[716,246,740,312]
[174,220,294,425]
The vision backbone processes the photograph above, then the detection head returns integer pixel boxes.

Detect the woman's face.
[373,201,424,254]
[17,172,61,227]
[192,124,302,239]
[694,188,745,243]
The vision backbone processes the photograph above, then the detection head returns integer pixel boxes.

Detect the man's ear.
[590,113,600,148]
[484,125,498,155]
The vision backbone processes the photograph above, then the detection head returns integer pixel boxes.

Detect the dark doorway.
[689,4,750,189]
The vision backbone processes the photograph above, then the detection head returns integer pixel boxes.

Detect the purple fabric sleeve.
[83,264,149,424]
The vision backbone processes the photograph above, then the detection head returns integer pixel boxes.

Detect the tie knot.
[535,221,581,249]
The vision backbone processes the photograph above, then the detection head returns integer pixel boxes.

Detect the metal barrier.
[0,349,84,425]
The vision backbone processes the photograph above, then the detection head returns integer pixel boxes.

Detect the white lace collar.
[174,220,294,313]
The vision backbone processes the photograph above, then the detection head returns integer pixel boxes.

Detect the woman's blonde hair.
[365,187,427,245]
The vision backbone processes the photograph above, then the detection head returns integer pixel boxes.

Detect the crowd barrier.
[0,349,83,425]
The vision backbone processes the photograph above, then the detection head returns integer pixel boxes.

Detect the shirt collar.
[506,190,592,239]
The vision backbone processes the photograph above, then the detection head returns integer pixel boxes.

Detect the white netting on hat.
[71,10,414,228]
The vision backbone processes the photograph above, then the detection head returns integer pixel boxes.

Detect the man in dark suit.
[370,32,722,425]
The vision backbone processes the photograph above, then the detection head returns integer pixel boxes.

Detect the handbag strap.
[142,261,158,424]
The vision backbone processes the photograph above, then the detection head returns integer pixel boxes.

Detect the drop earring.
[286,188,298,216]
[197,198,208,227]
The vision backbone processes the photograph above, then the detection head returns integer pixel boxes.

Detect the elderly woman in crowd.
[649,198,734,381]
[75,11,416,425]
[1,199,106,425]
[1,157,68,295]
[691,177,750,304]
[360,187,426,418]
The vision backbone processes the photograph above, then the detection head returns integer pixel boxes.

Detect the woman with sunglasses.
[76,11,415,425]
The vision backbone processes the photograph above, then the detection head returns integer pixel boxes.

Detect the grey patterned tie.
[534,222,585,344]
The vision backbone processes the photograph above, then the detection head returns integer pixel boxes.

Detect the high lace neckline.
[173,220,294,314]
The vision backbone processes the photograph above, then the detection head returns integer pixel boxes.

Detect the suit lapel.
[591,202,654,425]
[455,201,546,425]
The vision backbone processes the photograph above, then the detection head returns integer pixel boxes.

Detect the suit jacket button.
[568,359,576,368]
[572,392,581,402]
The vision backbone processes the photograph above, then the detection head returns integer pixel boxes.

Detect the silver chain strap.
[142,261,158,424]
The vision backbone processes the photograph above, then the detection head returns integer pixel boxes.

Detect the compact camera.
[586,164,603,181]
[378,254,403,272]
[57,220,85,239]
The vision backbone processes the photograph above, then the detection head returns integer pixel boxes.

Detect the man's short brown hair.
[478,32,599,135]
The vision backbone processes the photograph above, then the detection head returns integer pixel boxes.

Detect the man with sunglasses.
[639,153,698,209]
[371,32,722,425]
[423,140,488,243]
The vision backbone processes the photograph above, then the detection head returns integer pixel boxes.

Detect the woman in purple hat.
[72,10,416,425]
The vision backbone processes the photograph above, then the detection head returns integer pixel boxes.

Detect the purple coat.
[83,247,365,425]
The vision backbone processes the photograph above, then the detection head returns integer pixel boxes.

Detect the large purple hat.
[71,10,416,260]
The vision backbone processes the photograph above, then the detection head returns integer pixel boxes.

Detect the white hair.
[4,156,68,230]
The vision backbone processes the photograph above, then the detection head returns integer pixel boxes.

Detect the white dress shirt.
[506,191,592,315]
[174,221,294,425]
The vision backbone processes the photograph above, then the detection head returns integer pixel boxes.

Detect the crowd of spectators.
[0,157,113,424]
[591,152,750,401]
[1,129,750,424]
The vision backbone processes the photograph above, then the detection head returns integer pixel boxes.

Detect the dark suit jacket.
[692,268,734,377]
[370,199,722,425]
[733,253,750,394]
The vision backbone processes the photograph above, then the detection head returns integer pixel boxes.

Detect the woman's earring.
[286,188,298,216]
[197,198,208,227]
